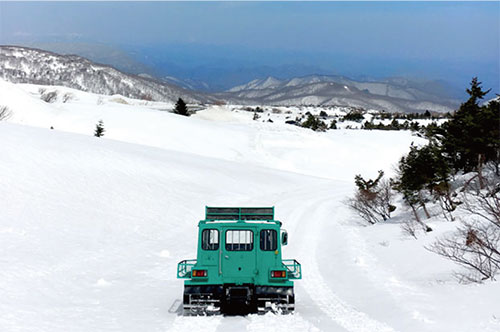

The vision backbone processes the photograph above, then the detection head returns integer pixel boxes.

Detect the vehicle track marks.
[285,186,399,332]
[246,312,320,332]
[168,314,221,332]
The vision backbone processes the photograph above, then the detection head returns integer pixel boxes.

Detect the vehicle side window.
[225,230,253,251]
[260,229,277,251]
[201,229,219,250]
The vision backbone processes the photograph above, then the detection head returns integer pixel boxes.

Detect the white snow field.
[0,80,499,332]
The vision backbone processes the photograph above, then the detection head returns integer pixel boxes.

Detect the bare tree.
[462,175,500,229]
[401,219,419,239]
[429,222,500,282]
[0,106,12,121]
[347,172,396,225]
[346,193,380,225]
[428,176,500,282]
[433,182,457,221]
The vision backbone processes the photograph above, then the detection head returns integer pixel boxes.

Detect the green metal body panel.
[178,207,301,288]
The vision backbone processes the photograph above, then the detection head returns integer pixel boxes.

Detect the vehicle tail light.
[192,269,207,277]
[271,270,286,278]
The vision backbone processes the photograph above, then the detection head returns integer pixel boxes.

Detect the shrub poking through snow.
[301,113,327,131]
[0,105,12,121]
[342,111,365,122]
[62,92,74,103]
[347,170,396,225]
[94,120,105,137]
[41,90,58,103]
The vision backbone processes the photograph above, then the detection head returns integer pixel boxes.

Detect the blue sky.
[0,1,498,94]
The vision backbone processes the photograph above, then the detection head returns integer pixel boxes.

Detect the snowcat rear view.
[177,207,301,315]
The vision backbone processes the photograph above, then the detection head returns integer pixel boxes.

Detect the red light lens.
[271,270,286,278]
[192,270,207,277]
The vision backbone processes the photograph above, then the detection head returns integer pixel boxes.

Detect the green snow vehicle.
[177,207,301,315]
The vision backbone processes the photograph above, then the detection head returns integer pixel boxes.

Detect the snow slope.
[0,46,215,104]
[0,80,499,332]
[0,80,418,180]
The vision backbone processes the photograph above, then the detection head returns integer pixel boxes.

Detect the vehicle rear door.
[221,226,257,283]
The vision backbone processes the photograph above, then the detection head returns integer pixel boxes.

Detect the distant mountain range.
[219,75,460,113]
[0,45,461,112]
[0,46,215,104]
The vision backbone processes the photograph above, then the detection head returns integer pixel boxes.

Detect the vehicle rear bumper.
[183,284,294,314]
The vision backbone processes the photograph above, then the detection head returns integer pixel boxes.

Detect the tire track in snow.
[246,312,320,332]
[302,236,397,332]
[285,187,398,332]
[167,315,222,332]
[331,214,434,327]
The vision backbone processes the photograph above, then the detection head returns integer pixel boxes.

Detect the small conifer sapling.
[174,98,189,116]
[94,120,105,137]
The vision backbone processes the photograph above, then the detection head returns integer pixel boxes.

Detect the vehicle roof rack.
[205,206,274,221]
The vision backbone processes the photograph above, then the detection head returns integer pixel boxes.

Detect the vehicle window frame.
[225,229,254,251]
[260,229,277,251]
[201,229,219,251]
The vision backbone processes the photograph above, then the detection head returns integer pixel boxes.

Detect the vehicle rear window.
[260,229,277,251]
[201,229,219,250]
[225,230,253,251]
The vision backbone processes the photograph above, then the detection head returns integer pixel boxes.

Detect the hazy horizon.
[1,1,498,96]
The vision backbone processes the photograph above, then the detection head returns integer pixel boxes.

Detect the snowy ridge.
[0,46,461,112]
[229,76,283,92]
[0,45,216,104]
[222,75,460,113]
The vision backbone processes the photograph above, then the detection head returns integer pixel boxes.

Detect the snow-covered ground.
[0,80,498,332]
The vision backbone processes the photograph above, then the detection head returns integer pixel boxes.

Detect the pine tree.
[481,98,500,175]
[466,77,490,103]
[355,170,384,192]
[330,120,337,129]
[94,120,105,137]
[440,78,499,181]
[390,118,400,130]
[174,98,189,116]
[393,143,449,229]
